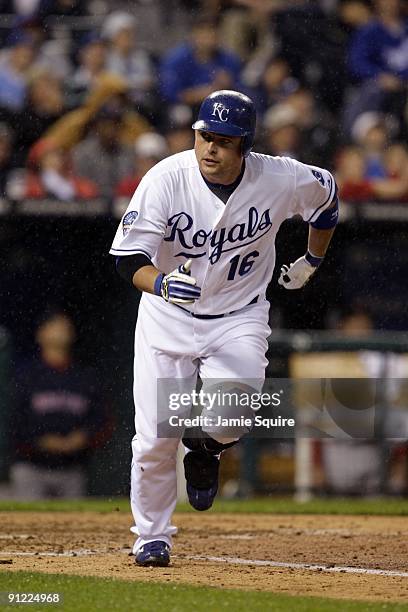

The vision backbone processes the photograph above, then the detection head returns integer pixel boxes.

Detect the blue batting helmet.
[192,90,256,157]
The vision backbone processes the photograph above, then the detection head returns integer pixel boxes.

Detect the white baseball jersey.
[110,150,335,315]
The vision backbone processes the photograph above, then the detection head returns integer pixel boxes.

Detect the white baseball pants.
[130,293,270,553]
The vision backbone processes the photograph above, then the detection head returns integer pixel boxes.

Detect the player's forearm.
[116,255,162,294]
[132,265,161,294]
[307,226,336,258]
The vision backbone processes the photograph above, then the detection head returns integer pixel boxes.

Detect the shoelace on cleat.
[144,541,168,555]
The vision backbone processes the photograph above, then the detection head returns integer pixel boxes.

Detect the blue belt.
[178,295,259,319]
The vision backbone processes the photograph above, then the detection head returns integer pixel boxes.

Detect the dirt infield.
[1,511,408,602]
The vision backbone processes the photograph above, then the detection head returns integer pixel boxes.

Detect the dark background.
[1,209,407,494]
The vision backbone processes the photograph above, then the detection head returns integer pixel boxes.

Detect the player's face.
[194,130,243,185]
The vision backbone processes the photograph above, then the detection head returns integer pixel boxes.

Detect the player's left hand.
[278,256,317,290]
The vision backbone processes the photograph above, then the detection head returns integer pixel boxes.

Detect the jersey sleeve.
[290,159,336,223]
[109,175,170,258]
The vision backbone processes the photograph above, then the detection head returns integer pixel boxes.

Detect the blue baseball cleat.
[183,450,220,511]
[135,540,170,567]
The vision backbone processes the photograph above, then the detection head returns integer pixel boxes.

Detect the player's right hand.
[156,259,201,304]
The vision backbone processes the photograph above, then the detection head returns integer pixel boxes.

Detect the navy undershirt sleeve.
[116,254,153,285]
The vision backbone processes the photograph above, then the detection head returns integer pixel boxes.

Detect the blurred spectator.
[0,31,36,111]
[159,15,242,109]
[14,13,73,80]
[116,132,168,197]
[102,11,156,109]
[384,143,408,183]
[370,143,408,201]
[345,0,408,135]
[163,104,194,155]
[25,147,99,200]
[67,33,107,108]
[210,0,279,62]
[336,307,375,335]
[14,0,89,68]
[72,103,134,198]
[262,103,302,158]
[284,87,337,167]
[349,0,408,85]
[10,311,111,499]
[28,73,151,169]
[38,0,88,19]
[273,0,372,113]
[165,124,195,156]
[336,112,389,200]
[337,148,408,202]
[0,123,14,196]
[335,145,373,201]
[0,0,42,16]
[110,0,193,55]
[262,90,337,165]
[250,56,299,117]
[336,112,408,201]
[13,70,65,165]
[272,1,333,110]
[351,111,389,178]
[338,0,373,30]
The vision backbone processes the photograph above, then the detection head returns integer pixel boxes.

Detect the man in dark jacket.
[10,311,111,499]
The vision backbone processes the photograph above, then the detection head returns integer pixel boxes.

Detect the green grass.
[0,497,408,515]
[0,571,406,612]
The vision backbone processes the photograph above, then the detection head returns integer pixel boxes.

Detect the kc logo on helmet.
[212,102,230,122]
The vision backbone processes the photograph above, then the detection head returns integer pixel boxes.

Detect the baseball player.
[110,90,338,567]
